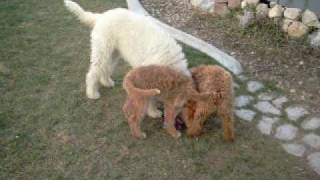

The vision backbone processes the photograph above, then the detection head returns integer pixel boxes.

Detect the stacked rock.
[282,8,305,38]
[214,0,230,16]
[190,0,241,16]
[302,9,320,47]
[255,3,269,20]
[190,0,320,47]
[239,0,320,47]
[190,0,215,13]
[239,0,270,28]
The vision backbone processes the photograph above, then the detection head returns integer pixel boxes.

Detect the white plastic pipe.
[126,0,243,75]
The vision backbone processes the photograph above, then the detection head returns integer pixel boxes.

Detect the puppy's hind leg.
[217,98,234,142]
[218,71,234,142]
[123,98,148,139]
[163,103,181,139]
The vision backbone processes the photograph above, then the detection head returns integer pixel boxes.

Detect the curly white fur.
[64,0,190,101]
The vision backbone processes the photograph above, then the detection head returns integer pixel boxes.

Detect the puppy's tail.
[64,0,100,28]
[123,76,160,97]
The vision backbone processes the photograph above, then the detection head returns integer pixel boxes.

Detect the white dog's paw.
[100,77,115,88]
[147,109,162,118]
[86,91,101,99]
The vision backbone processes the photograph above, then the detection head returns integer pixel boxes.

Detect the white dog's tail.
[64,0,100,28]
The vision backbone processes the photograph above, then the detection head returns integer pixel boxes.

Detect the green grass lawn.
[0,0,318,179]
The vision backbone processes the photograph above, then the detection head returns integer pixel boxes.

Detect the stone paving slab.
[257,116,279,135]
[258,92,277,101]
[247,81,264,93]
[254,101,281,115]
[257,120,273,135]
[282,144,306,157]
[275,124,298,141]
[238,74,248,82]
[303,133,320,150]
[261,116,279,124]
[302,117,320,130]
[285,106,309,121]
[272,96,288,109]
[234,109,256,122]
[235,95,254,108]
[307,153,320,175]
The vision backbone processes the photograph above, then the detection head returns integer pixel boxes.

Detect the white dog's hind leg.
[86,64,101,99]
[86,33,114,99]
[86,30,117,98]
[147,99,162,118]
[100,53,119,87]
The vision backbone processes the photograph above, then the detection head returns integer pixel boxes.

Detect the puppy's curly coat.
[122,65,208,139]
[181,65,235,142]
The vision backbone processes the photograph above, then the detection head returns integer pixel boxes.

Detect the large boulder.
[239,10,255,28]
[284,8,301,20]
[245,0,259,6]
[302,9,320,28]
[308,30,320,48]
[241,0,247,9]
[256,3,269,20]
[268,4,284,18]
[214,2,230,16]
[270,1,277,8]
[228,0,241,9]
[287,21,308,38]
[282,19,294,32]
[191,0,215,13]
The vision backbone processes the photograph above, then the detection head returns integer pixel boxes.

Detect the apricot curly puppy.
[122,65,207,139]
[181,65,235,142]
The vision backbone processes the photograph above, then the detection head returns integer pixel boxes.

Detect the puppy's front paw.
[132,132,147,139]
[167,130,181,139]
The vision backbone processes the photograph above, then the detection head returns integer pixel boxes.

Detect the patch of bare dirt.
[141,0,320,113]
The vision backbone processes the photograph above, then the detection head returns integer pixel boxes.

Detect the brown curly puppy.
[181,65,234,142]
[122,65,208,139]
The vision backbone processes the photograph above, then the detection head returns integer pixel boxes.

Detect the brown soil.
[141,0,320,113]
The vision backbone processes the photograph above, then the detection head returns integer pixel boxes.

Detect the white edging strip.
[126,0,243,75]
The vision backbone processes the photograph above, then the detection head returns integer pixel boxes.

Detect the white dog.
[64,0,190,117]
